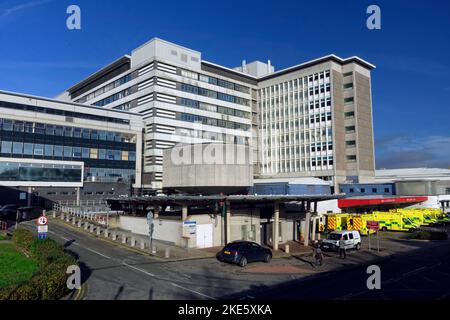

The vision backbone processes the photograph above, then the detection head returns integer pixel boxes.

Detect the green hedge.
[409,230,448,241]
[0,229,77,300]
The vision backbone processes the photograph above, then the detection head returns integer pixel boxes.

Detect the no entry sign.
[37,215,48,226]
[367,220,380,231]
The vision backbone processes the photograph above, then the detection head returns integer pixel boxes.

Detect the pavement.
[13,218,450,300]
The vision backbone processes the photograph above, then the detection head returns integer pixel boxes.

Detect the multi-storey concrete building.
[57,38,376,193]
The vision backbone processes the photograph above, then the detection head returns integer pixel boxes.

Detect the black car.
[0,204,20,221]
[216,241,272,267]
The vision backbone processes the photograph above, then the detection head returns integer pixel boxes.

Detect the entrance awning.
[338,196,428,208]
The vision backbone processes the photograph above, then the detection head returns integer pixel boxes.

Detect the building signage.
[183,221,197,235]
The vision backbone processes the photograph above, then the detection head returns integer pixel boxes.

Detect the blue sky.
[0,0,449,169]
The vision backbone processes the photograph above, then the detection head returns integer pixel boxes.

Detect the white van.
[320,230,361,251]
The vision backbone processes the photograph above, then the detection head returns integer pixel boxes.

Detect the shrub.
[1,229,78,300]
[12,229,34,252]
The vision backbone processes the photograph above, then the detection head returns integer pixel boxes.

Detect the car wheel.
[239,256,248,267]
[355,243,361,250]
[381,227,387,232]
[263,253,272,263]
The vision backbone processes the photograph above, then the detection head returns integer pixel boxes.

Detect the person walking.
[313,242,324,266]
[339,236,347,259]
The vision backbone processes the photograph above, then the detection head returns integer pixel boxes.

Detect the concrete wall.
[163,143,253,193]
[119,216,182,245]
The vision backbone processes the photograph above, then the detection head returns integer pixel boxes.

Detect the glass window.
[45,125,55,135]
[82,129,90,139]
[55,126,64,136]
[113,150,121,160]
[45,145,54,156]
[99,131,107,141]
[91,130,99,140]
[121,151,129,161]
[23,143,33,155]
[129,151,136,161]
[64,127,73,137]
[107,132,115,141]
[98,149,106,160]
[107,150,115,160]
[73,147,82,158]
[63,146,72,157]
[12,142,23,154]
[34,144,44,156]
[73,128,82,138]
[24,122,33,133]
[14,121,24,132]
[82,148,89,158]
[2,120,13,131]
[1,141,12,153]
[35,123,45,135]
[90,148,98,159]
[54,145,63,157]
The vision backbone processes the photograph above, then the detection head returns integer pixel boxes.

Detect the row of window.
[94,88,131,107]
[341,187,391,194]
[0,119,135,143]
[0,163,82,183]
[180,83,249,106]
[180,113,250,131]
[76,74,132,104]
[180,69,250,94]
[309,112,332,124]
[180,98,250,119]
[0,141,136,161]
[0,101,130,125]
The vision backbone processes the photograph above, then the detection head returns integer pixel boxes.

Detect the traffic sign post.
[366,221,380,252]
[36,214,48,240]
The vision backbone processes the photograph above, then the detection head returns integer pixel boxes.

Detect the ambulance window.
[343,234,348,240]
[348,233,354,240]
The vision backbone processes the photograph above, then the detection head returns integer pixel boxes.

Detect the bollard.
[77,220,82,228]
[66,215,70,223]
[122,235,127,244]
[52,211,56,219]
[285,244,290,254]
[60,213,64,220]
[84,222,89,230]
[112,232,117,241]
[140,240,145,250]
[165,248,170,259]
[152,244,157,255]
[97,228,101,236]
[131,237,136,247]
[90,224,95,233]
[72,217,76,225]
[104,229,109,238]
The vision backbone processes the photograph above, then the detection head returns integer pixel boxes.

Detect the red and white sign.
[366,220,380,231]
[37,215,48,226]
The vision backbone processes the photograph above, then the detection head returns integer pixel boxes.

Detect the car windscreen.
[327,233,341,240]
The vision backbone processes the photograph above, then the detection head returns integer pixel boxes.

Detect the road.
[18,220,450,300]
[224,239,450,300]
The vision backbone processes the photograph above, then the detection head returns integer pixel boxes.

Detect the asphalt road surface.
[18,220,450,300]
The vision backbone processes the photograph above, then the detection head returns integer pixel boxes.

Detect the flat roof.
[0,89,141,117]
[338,196,428,208]
[66,55,131,94]
[107,194,343,206]
[202,54,375,81]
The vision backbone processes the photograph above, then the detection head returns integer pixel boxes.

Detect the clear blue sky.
[0,0,449,169]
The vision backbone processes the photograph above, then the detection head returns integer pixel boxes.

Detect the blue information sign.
[38,233,47,240]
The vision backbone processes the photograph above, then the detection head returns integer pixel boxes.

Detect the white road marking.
[170,282,216,300]
[86,248,111,259]
[122,262,155,277]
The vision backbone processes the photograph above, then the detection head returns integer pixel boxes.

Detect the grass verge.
[0,243,38,289]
